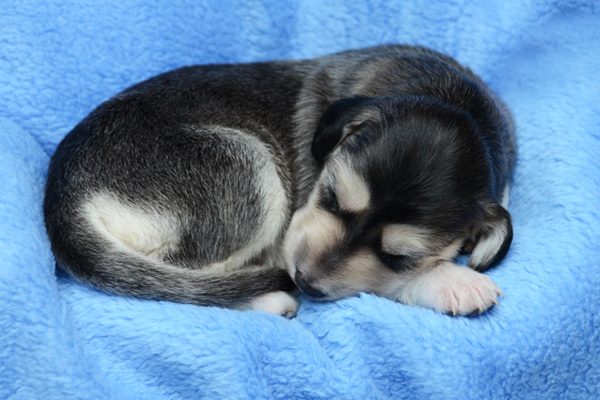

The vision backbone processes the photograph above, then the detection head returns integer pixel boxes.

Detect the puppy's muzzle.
[294,270,325,299]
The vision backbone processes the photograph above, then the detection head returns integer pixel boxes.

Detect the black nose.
[295,271,325,299]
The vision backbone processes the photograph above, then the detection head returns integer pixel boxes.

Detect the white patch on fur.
[469,219,508,268]
[501,184,510,209]
[381,224,430,255]
[84,193,179,259]
[331,159,370,213]
[246,291,299,318]
[397,261,503,316]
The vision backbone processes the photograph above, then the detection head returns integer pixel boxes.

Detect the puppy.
[44,45,516,317]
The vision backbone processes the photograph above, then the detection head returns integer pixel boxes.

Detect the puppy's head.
[284,95,512,301]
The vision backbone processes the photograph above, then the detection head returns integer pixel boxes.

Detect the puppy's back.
[44,61,311,309]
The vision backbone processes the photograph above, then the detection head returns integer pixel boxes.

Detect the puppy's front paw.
[399,262,503,316]
[247,291,299,318]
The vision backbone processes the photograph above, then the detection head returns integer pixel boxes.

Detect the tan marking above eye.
[330,161,370,213]
[381,224,431,255]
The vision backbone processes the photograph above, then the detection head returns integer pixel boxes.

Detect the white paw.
[247,291,299,318]
[399,262,503,316]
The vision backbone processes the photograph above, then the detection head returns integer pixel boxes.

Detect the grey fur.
[44,45,516,315]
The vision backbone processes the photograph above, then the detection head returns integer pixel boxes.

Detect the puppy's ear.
[311,96,372,162]
[468,202,513,272]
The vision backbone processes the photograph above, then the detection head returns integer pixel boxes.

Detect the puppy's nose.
[294,270,325,299]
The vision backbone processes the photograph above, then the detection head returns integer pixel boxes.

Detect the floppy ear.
[468,202,513,272]
[311,96,372,162]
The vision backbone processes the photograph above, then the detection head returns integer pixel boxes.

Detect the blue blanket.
[1,1,599,398]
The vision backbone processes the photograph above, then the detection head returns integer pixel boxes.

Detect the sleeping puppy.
[44,45,516,317]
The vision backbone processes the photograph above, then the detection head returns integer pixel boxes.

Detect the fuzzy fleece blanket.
[1,0,599,399]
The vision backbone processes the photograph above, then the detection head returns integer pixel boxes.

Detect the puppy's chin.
[301,293,336,302]
[292,276,354,302]
[297,277,401,304]
[291,250,406,304]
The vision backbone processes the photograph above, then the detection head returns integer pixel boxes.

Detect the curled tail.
[44,200,295,310]
[53,235,295,308]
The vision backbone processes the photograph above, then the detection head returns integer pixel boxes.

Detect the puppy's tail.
[48,225,295,309]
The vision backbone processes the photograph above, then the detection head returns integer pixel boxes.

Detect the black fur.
[312,95,372,162]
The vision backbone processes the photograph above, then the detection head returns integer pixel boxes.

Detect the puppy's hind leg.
[243,290,300,318]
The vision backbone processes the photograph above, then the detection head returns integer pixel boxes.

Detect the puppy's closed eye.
[319,187,340,215]
[380,252,410,272]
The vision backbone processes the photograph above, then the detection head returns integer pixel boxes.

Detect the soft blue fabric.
[1,1,599,398]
